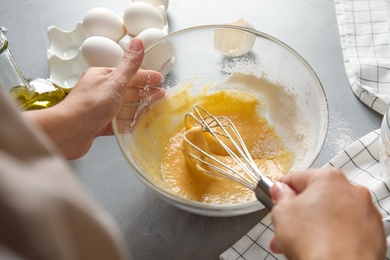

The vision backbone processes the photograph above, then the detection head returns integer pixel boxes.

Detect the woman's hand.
[270,168,386,260]
[25,38,165,160]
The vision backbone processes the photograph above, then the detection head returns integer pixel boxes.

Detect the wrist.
[24,102,89,160]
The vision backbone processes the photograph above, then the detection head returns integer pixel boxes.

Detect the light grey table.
[0,0,383,259]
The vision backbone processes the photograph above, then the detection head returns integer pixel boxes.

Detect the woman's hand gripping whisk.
[182,105,274,210]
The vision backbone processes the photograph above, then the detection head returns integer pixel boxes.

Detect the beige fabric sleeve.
[0,88,129,260]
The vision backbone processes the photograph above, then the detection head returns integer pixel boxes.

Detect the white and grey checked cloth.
[220,0,390,259]
[336,0,390,114]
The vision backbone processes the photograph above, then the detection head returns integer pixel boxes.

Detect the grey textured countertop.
[0,0,383,259]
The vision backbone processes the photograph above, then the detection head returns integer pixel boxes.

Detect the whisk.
[182,105,274,210]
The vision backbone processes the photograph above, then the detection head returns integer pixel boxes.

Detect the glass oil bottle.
[0,26,66,110]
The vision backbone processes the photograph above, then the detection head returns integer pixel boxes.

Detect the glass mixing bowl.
[113,25,328,217]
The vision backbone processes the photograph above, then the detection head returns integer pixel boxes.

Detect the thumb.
[270,181,297,204]
[114,38,145,85]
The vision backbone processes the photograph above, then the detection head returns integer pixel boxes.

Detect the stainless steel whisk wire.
[183,105,274,210]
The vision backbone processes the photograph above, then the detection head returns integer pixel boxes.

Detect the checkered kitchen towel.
[220,1,390,258]
[220,130,390,259]
[336,0,390,115]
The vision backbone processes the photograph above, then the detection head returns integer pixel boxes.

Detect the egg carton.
[47,1,170,93]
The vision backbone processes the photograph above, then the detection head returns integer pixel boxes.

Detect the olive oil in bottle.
[9,79,66,110]
[0,26,66,111]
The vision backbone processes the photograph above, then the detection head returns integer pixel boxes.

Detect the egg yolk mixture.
[131,75,294,205]
[162,92,292,205]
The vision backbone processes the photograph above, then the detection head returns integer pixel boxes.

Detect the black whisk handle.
[254,176,274,210]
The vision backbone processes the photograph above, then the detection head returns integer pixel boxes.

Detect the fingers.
[130,70,164,87]
[270,181,297,204]
[117,86,165,120]
[114,86,165,134]
[122,86,165,105]
[111,38,164,96]
[278,170,313,193]
[278,168,327,193]
[112,38,145,89]
[269,182,296,254]
[270,237,283,254]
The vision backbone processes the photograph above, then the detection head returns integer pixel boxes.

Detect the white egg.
[81,36,124,67]
[83,7,126,42]
[123,2,166,36]
[132,0,169,10]
[214,18,256,57]
[137,28,167,48]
